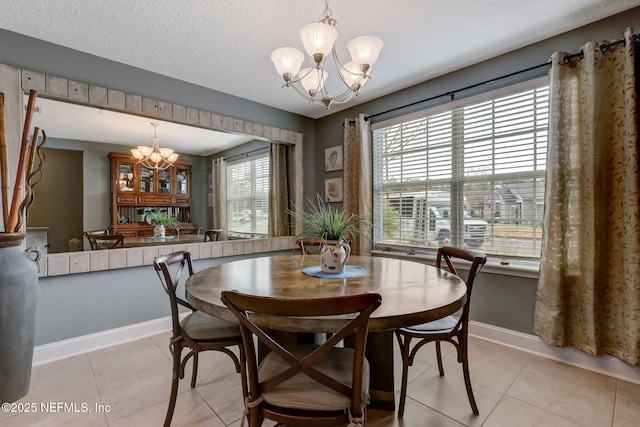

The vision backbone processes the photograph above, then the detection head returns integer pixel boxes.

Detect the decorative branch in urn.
[0,89,47,236]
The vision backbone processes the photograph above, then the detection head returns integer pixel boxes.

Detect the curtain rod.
[224,146,269,162]
[364,61,551,122]
[365,32,639,122]
[561,32,640,63]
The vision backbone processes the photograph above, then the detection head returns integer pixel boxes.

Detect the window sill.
[371,248,540,280]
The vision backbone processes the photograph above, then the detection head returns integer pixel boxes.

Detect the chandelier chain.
[323,0,332,19]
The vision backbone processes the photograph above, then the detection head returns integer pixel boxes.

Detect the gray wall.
[316,7,640,335]
[35,251,295,345]
[2,7,640,345]
[27,147,83,253]
[0,28,318,345]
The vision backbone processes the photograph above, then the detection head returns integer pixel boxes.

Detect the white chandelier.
[271,0,383,109]
[131,122,178,170]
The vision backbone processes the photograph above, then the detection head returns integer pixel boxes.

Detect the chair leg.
[394,332,411,418]
[460,336,479,415]
[165,346,182,427]
[462,358,479,415]
[190,352,199,388]
[164,376,180,427]
[238,345,249,401]
[435,341,445,376]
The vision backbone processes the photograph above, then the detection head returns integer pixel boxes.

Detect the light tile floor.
[1,334,639,426]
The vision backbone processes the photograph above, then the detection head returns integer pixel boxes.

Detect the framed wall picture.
[208,192,214,207]
[324,145,343,172]
[208,174,213,189]
[325,177,343,203]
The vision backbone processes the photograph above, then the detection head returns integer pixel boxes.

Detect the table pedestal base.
[348,330,395,411]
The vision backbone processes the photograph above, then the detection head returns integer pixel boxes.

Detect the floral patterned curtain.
[343,114,372,256]
[211,157,228,239]
[534,28,640,365]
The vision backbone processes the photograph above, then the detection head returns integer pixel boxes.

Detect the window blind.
[227,154,269,235]
[372,78,548,258]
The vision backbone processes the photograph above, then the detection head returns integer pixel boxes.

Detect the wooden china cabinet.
[108,152,195,236]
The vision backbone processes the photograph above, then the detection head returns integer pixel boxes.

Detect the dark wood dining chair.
[86,233,125,250]
[394,246,487,417]
[204,229,221,242]
[154,251,246,427]
[83,229,108,250]
[221,290,382,427]
[295,238,323,254]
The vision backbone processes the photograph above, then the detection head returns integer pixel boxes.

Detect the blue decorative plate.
[302,265,367,279]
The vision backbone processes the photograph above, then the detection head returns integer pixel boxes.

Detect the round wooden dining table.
[185,254,467,411]
[186,254,466,332]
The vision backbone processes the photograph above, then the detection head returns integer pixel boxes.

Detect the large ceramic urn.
[0,232,39,403]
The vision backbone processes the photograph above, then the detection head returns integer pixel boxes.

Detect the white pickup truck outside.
[387,191,488,248]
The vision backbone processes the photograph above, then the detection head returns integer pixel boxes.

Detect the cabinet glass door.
[140,166,154,193]
[117,161,135,192]
[158,169,171,194]
[176,166,189,195]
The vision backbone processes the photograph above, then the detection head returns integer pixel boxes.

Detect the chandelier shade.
[347,36,384,66]
[271,47,304,77]
[340,61,369,90]
[271,0,383,109]
[299,67,327,96]
[131,122,178,170]
[300,22,338,58]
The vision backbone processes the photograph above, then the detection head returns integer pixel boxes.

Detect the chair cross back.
[83,229,107,250]
[204,229,221,241]
[88,233,125,250]
[153,251,197,323]
[221,290,382,427]
[437,246,486,324]
[437,246,486,285]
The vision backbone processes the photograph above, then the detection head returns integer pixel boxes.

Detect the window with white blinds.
[227,154,269,236]
[372,78,548,258]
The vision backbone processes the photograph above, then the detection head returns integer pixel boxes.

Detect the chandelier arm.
[330,47,367,91]
[139,159,172,171]
[286,83,326,105]
[330,47,348,71]
[284,66,316,86]
[324,89,357,104]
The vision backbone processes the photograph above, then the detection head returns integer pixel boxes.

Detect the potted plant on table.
[145,210,181,238]
[294,194,363,274]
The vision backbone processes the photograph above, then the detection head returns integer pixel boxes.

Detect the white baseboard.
[469,321,640,385]
[33,317,640,385]
[32,315,182,366]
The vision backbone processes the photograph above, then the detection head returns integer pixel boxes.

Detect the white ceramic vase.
[320,240,351,274]
[154,224,166,237]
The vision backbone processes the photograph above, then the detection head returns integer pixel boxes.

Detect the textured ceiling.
[31,97,255,156]
[2,0,639,120]
[2,0,640,156]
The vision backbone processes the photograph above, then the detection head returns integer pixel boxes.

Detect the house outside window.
[227,154,269,236]
[372,78,548,258]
